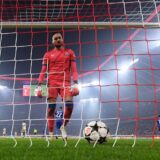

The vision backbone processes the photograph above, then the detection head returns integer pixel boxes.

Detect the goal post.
[1,21,160,28]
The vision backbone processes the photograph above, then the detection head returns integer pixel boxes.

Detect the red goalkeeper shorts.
[47,81,72,99]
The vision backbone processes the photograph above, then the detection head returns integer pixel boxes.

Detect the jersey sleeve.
[68,49,76,61]
[68,49,78,82]
[38,52,49,84]
[42,52,49,66]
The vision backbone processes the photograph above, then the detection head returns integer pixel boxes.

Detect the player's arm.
[36,53,48,97]
[69,49,79,96]
[71,60,78,84]
[38,66,47,85]
[69,49,78,82]
[38,53,48,85]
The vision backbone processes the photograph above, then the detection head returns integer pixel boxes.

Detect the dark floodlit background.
[0,0,160,137]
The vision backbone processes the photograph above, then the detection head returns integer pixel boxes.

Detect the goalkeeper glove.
[71,82,79,96]
[35,85,43,98]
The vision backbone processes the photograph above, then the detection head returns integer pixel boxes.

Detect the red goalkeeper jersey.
[38,48,78,84]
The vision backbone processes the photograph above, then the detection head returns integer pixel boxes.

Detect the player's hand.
[36,85,43,98]
[71,83,79,96]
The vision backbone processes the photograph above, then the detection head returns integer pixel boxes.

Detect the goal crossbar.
[1,22,160,28]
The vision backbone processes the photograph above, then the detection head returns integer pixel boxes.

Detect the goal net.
[0,0,160,147]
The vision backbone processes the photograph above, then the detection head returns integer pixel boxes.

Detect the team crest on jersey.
[65,52,69,56]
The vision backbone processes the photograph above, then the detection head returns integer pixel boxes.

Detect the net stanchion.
[74,102,84,148]
[10,29,18,148]
[112,118,120,147]
[27,4,34,147]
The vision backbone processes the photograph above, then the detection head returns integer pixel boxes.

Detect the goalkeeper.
[37,32,79,140]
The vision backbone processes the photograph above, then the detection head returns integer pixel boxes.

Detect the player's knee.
[65,100,73,109]
[48,109,55,117]
[48,98,56,103]
[65,96,73,101]
[48,103,56,117]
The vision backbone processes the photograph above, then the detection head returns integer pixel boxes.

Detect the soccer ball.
[83,121,109,144]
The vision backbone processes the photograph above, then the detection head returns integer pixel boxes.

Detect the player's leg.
[55,120,63,139]
[63,99,73,126]
[60,86,73,139]
[22,129,26,138]
[47,101,56,136]
[47,86,58,137]
[55,121,59,139]
[24,130,26,137]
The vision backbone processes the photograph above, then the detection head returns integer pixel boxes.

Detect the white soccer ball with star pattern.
[83,121,109,144]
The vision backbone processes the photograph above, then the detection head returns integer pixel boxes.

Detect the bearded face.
[52,33,64,49]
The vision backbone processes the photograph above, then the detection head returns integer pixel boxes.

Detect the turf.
[0,138,159,160]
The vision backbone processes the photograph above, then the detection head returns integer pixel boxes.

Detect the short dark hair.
[53,32,62,36]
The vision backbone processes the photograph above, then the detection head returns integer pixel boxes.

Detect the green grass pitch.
[0,138,159,160]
